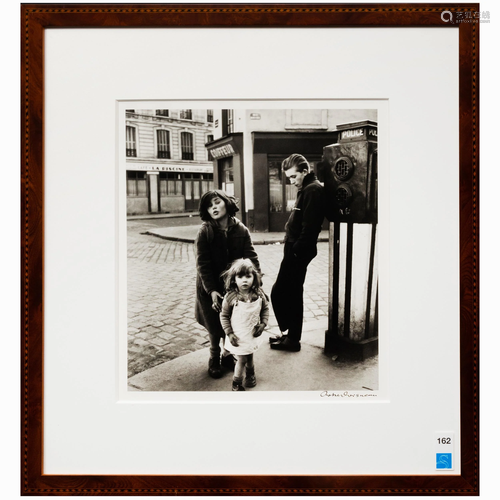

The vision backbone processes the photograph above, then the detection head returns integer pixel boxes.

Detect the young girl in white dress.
[220,259,269,391]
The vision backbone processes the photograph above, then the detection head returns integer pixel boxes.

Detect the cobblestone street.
[127,220,329,378]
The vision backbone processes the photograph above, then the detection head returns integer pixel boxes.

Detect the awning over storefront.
[206,133,243,161]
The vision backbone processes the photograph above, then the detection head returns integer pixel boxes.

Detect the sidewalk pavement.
[144,224,329,245]
[128,315,378,392]
[127,212,195,221]
[127,220,378,393]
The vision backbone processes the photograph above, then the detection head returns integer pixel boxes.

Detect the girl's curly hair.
[221,258,262,294]
[198,190,239,221]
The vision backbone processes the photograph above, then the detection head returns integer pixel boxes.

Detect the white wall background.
[3,0,498,499]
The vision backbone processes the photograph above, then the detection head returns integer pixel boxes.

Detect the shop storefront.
[207,134,245,220]
[207,131,337,232]
[126,164,214,215]
[252,132,338,232]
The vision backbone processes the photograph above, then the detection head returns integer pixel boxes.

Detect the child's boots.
[232,377,245,391]
[245,367,257,388]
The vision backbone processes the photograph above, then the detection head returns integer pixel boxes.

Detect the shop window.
[219,158,234,196]
[180,109,192,120]
[285,176,295,211]
[159,172,182,196]
[268,160,283,212]
[268,158,321,213]
[207,110,214,122]
[193,179,201,200]
[156,130,171,159]
[268,159,297,213]
[127,171,147,197]
[126,126,137,157]
[184,173,209,202]
[181,132,194,160]
[201,173,214,194]
[155,109,169,117]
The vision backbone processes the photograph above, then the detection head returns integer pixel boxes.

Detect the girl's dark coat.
[194,217,260,337]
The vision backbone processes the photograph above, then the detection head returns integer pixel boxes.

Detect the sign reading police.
[341,128,364,140]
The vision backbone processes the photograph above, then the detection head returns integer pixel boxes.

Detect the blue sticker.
[436,453,452,469]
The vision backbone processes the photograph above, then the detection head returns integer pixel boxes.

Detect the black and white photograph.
[15,0,489,492]
[124,107,380,394]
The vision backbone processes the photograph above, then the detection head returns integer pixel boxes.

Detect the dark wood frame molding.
[21,3,479,495]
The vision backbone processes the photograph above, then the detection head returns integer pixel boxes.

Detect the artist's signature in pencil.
[320,390,377,399]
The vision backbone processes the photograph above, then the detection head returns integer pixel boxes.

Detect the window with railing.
[126,126,137,157]
[207,109,214,122]
[155,109,169,117]
[127,171,147,197]
[179,109,192,120]
[156,129,171,159]
[181,132,194,160]
[222,109,234,135]
[206,135,214,160]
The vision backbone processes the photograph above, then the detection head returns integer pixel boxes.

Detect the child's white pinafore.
[224,297,264,355]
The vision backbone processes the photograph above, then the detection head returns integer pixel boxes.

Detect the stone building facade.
[125,109,214,215]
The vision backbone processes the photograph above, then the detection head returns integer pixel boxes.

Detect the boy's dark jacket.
[284,172,325,258]
[194,217,260,333]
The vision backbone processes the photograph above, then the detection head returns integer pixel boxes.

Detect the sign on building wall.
[208,144,236,159]
[126,164,213,173]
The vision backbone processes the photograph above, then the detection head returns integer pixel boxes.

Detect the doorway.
[184,173,214,212]
[268,156,322,232]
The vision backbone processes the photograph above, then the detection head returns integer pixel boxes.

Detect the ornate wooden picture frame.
[21,3,479,495]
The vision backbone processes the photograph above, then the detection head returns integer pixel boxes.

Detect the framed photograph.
[22,2,479,495]
[121,100,384,401]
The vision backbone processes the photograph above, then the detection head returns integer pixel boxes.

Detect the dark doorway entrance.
[268,156,322,232]
[184,173,214,212]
